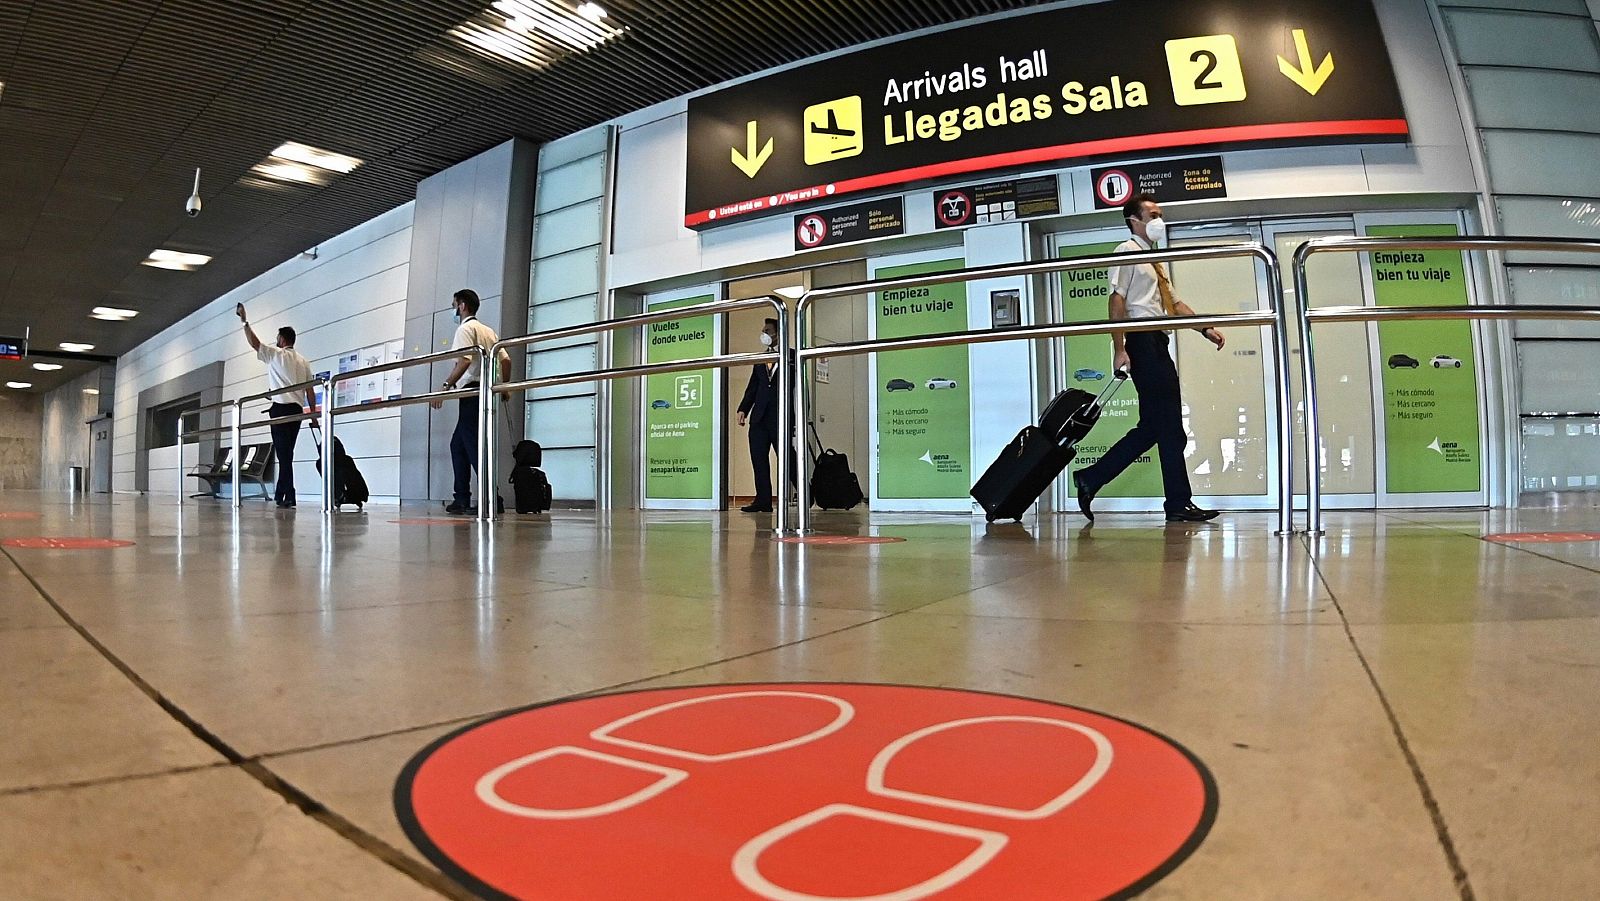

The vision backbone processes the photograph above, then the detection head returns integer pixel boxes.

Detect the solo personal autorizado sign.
[684,0,1406,228]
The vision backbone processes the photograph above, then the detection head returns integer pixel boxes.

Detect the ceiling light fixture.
[447,0,624,72]
[6,381,32,389]
[59,342,96,353]
[141,249,212,271]
[246,142,364,188]
[270,142,363,174]
[32,362,63,371]
[83,388,101,396]
[91,306,139,321]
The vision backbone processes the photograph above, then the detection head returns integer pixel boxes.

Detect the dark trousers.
[268,402,302,505]
[1079,331,1193,512]
[748,422,797,508]
[450,391,477,507]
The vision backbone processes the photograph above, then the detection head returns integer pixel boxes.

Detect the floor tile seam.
[0,543,464,900]
[0,761,236,798]
[1301,535,1477,901]
[252,591,976,761]
[1378,513,1600,576]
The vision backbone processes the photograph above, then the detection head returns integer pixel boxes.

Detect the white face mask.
[1145,217,1168,248]
[759,332,774,348]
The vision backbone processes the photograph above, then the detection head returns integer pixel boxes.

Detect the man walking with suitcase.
[1072,194,1224,524]
[236,303,315,508]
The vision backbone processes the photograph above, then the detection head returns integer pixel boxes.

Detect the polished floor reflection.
[1,490,1596,899]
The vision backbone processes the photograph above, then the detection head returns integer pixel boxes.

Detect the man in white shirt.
[1072,193,1225,524]
[236,303,315,508]
[429,289,511,515]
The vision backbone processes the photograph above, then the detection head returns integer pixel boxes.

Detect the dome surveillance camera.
[186,168,202,218]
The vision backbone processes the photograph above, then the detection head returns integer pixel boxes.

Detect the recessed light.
[82,387,100,396]
[91,306,139,321]
[59,342,96,352]
[6,381,32,389]
[449,0,625,71]
[32,362,63,371]
[269,142,363,174]
[248,159,333,185]
[577,2,607,22]
[141,249,212,271]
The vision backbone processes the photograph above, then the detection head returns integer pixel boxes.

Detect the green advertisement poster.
[644,295,717,500]
[1368,224,1482,494]
[875,259,970,499]
[1059,241,1164,498]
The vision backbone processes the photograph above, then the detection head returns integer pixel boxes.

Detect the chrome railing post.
[320,378,335,515]
[478,347,494,523]
[176,414,186,509]
[793,293,814,535]
[230,401,243,509]
[773,295,792,536]
[1294,243,1324,535]
[1259,247,1296,536]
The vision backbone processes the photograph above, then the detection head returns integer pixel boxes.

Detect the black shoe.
[444,501,470,515]
[741,503,774,513]
[1072,471,1096,523]
[496,495,505,515]
[1166,503,1219,523]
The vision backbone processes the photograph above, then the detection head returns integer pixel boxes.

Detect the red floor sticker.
[396,683,1216,900]
[1,537,135,549]
[1485,531,1600,544]
[390,518,476,526]
[773,535,906,545]
[0,511,40,520]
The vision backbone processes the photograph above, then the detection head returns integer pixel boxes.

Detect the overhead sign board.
[685,0,1406,229]
[1091,156,1227,209]
[0,336,24,361]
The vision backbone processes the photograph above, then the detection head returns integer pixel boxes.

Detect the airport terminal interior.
[1,0,1598,898]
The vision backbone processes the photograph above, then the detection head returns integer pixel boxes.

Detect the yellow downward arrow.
[1277,28,1334,95]
[731,121,773,179]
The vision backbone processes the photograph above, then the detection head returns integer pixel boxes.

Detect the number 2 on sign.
[1164,34,1248,105]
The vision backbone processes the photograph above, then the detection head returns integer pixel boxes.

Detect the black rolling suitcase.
[505,417,552,514]
[971,371,1128,522]
[313,433,369,510]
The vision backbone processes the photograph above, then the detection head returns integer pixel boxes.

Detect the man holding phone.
[236,303,315,508]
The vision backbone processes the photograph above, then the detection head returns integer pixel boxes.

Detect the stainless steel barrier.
[791,244,1296,535]
[485,296,791,531]
[1293,235,1600,534]
[176,399,240,506]
[177,377,326,509]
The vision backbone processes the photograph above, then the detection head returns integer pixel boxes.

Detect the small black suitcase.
[314,434,368,510]
[807,424,864,510]
[971,372,1127,522]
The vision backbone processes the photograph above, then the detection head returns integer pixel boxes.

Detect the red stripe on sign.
[685,119,1410,227]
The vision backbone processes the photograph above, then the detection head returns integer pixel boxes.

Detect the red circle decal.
[397,683,1215,900]
[0,511,40,520]
[390,518,476,526]
[1,536,135,549]
[1485,531,1600,544]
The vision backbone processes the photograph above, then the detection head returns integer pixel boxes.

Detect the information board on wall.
[874,260,971,499]
[933,175,1060,229]
[685,0,1406,228]
[1368,224,1482,494]
[644,295,717,500]
[1091,156,1226,209]
[1059,241,1165,499]
[794,198,905,251]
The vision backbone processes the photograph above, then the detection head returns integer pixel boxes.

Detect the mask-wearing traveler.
[736,318,796,514]
[429,288,512,515]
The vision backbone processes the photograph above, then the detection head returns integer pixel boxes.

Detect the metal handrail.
[485,295,790,530]
[792,243,1295,534]
[1293,234,1600,534]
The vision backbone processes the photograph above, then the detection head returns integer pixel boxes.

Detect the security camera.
[186,168,202,218]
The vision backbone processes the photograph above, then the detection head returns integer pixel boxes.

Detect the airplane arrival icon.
[803,96,864,164]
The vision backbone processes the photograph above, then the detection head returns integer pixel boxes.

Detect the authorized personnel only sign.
[684,0,1406,228]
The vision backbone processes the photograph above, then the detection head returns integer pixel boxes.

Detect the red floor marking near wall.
[773,535,906,545]
[1485,531,1600,544]
[0,512,40,520]
[389,518,475,526]
[396,683,1215,900]
[1,537,135,549]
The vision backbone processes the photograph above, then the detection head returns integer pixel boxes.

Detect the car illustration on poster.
[1073,368,1106,381]
[926,377,959,390]
[1430,354,1463,369]
[885,378,916,392]
[1387,354,1421,369]
[651,399,672,409]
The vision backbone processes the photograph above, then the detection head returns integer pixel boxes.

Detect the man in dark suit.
[737,317,794,514]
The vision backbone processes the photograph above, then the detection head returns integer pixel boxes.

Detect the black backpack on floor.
[807,424,864,511]
[508,439,551,514]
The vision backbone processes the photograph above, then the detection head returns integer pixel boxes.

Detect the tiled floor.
[1,490,1596,899]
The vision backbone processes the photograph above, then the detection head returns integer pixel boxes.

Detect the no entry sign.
[397,683,1215,900]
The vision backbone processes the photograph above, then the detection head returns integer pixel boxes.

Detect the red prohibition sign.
[936,191,972,228]
[797,215,829,248]
[396,683,1216,900]
[1,536,135,549]
[1095,170,1133,207]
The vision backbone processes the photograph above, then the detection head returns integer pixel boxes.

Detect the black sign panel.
[934,175,1060,229]
[686,0,1405,228]
[794,198,906,251]
[0,335,25,360]
[1091,156,1227,209]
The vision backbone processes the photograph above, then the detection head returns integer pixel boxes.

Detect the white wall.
[114,203,414,501]
[38,370,101,491]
